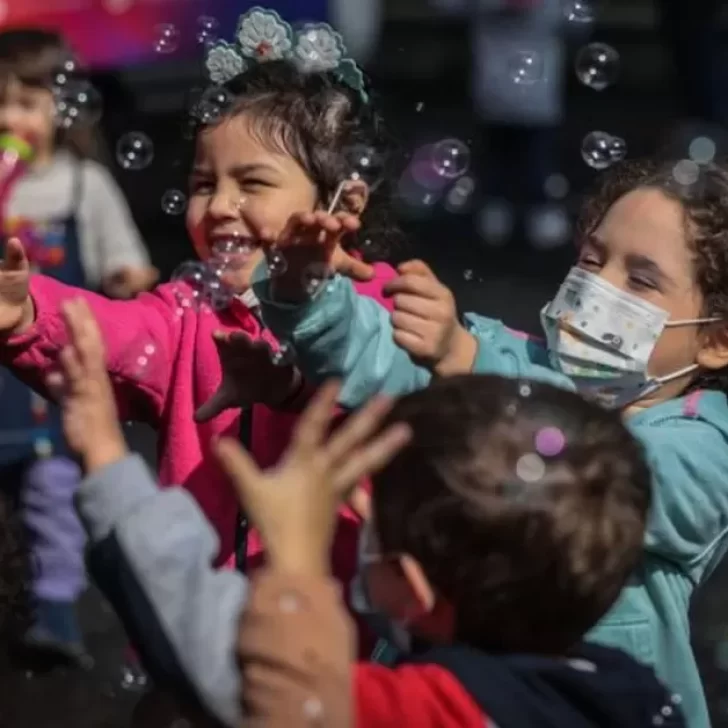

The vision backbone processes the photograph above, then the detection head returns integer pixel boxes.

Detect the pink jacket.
[0,265,395,584]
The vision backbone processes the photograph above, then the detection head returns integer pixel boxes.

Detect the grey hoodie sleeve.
[75,454,245,727]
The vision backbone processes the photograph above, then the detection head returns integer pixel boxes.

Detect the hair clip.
[204,6,368,102]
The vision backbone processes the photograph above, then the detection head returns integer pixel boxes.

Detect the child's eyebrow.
[228,163,278,176]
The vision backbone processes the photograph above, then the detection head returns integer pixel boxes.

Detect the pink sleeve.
[353,262,396,312]
[0,274,180,423]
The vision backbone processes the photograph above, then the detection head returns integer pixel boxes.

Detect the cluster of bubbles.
[170,237,255,313]
[153,16,220,55]
[398,138,473,215]
[581,131,627,170]
[51,56,103,130]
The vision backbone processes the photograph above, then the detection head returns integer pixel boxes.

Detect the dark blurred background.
[4,0,728,725]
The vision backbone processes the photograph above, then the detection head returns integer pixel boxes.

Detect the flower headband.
[204,7,368,102]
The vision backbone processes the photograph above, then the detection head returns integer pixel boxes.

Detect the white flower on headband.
[236,8,292,61]
[205,42,246,84]
[293,24,344,73]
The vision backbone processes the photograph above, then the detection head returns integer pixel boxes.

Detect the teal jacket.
[255,273,728,728]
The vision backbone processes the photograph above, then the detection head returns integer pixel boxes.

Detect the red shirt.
[355,662,489,727]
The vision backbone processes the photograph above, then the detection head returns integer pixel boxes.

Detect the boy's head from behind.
[367,375,651,655]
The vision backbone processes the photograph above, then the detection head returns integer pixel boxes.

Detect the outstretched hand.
[195,330,302,422]
[0,237,34,334]
[47,298,127,472]
[385,259,477,375]
[214,381,411,576]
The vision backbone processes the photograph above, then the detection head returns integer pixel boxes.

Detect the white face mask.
[350,520,413,653]
[541,267,720,409]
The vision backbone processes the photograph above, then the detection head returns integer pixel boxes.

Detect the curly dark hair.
[575,157,728,395]
[373,375,651,655]
[191,60,404,263]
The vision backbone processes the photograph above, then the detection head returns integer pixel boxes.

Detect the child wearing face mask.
[49,301,682,727]
[0,28,156,661]
[0,11,399,661]
[249,157,728,728]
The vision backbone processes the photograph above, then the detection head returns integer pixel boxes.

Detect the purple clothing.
[21,456,87,601]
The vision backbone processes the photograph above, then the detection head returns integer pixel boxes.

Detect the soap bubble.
[444,176,475,213]
[268,249,287,276]
[431,139,470,179]
[161,189,187,215]
[171,260,207,296]
[507,50,544,86]
[196,15,219,46]
[119,660,148,692]
[154,24,180,54]
[116,132,154,171]
[535,426,566,457]
[672,159,700,186]
[515,453,546,483]
[345,144,385,188]
[193,85,233,125]
[302,262,329,296]
[563,0,596,24]
[580,131,627,170]
[575,42,619,91]
[688,136,716,164]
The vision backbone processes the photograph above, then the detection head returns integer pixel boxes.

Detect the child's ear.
[339,178,369,217]
[697,323,728,371]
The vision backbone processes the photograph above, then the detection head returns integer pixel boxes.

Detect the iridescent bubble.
[271,342,295,367]
[575,43,619,92]
[563,0,596,24]
[161,189,187,215]
[431,139,470,179]
[580,131,626,170]
[116,132,154,171]
[463,269,474,281]
[507,50,544,86]
[268,249,288,276]
[203,270,234,311]
[535,426,566,457]
[193,85,233,125]
[196,15,219,46]
[154,23,180,55]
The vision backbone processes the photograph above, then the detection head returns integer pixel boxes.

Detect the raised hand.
[47,298,127,472]
[263,211,374,301]
[214,381,411,576]
[384,259,477,375]
[195,330,303,422]
[0,237,34,334]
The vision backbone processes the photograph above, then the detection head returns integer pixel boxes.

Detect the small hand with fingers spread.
[214,381,411,576]
[384,259,477,376]
[263,211,374,301]
[0,237,34,334]
[195,331,303,422]
[48,298,127,473]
